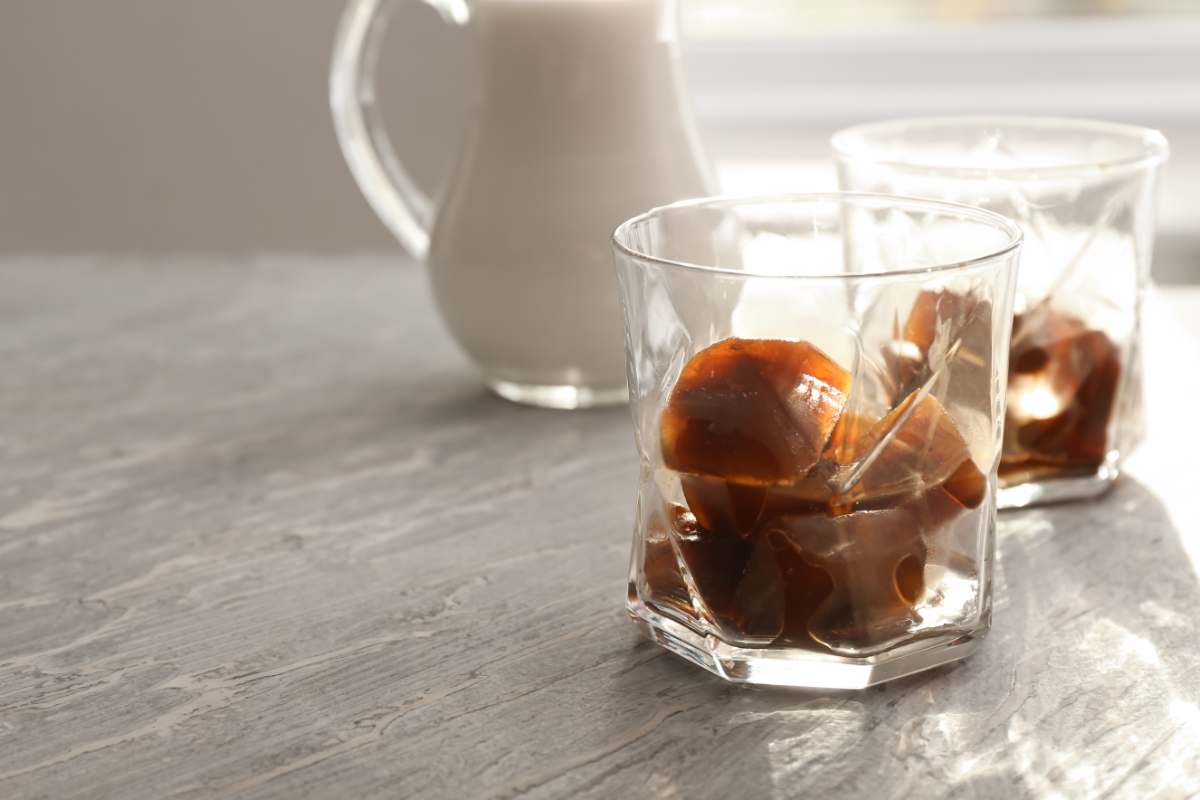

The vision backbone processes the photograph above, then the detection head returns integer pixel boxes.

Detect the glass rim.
[831,115,1169,179]
[611,191,1023,281]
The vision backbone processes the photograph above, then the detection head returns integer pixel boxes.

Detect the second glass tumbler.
[833,117,1168,508]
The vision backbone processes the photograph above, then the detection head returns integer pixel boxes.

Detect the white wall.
[0,2,473,252]
[2,3,1197,273]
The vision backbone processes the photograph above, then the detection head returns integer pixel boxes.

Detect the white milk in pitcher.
[426,0,712,406]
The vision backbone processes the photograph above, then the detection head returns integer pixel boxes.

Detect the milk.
[426,0,712,403]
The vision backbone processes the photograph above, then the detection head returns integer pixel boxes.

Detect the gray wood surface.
[2,257,1199,799]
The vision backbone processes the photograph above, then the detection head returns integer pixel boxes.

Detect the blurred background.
[2,0,1197,282]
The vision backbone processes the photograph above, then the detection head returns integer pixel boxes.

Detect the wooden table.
[2,257,1198,798]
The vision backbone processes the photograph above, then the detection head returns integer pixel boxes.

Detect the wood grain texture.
[1,258,1198,799]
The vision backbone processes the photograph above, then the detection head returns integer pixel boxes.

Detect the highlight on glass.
[612,193,1022,688]
[833,117,1168,509]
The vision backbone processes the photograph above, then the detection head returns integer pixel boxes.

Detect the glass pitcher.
[331,0,713,408]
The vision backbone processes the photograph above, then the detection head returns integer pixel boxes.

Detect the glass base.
[628,598,985,689]
[997,461,1119,510]
[487,379,627,410]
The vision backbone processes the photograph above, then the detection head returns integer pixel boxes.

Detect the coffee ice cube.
[765,529,835,647]
[661,338,852,484]
[678,474,767,538]
[884,290,990,401]
[668,506,784,642]
[661,338,852,536]
[641,506,695,617]
[828,391,986,509]
[679,472,834,538]
[1002,310,1121,477]
[666,504,838,646]
[768,504,927,655]
[903,289,970,354]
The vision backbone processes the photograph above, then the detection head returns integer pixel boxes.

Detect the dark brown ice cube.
[667,506,784,642]
[678,474,767,538]
[766,529,836,647]
[909,486,979,578]
[767,503,927,654]
[884,290,990,402]
[661,338,852,536]
[679,472,832,538]
[666,506,838,646]
[904,290,970,353]
[1001,310,1121,481]
[827,391,986,510]
[661,338,852,484]
[641,507,695,617]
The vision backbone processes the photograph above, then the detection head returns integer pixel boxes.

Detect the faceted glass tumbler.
[612,193,1022,688]
[833,117,1168,509]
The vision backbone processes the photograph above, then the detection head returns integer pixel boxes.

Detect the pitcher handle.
[330,0,470,260]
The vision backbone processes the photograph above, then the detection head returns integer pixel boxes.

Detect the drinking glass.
[833,117,1168,508]
[612,193,1021,688]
